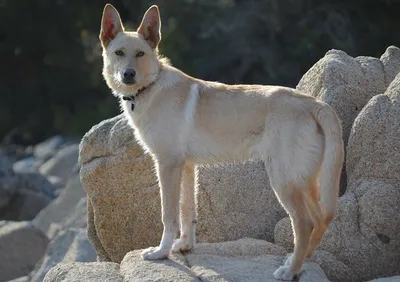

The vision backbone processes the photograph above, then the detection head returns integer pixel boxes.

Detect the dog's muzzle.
[122,68,136,85]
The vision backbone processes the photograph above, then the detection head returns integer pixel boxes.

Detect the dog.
[99,4,344,280]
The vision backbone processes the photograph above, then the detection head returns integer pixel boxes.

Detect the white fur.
[100,4,344,280]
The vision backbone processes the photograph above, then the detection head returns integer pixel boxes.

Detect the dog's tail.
[312,103,344,222]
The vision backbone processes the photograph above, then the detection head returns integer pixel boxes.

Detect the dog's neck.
[121,65,163,111]
[121,81,156,102]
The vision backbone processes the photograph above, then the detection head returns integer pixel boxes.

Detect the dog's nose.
[123,68,136,80]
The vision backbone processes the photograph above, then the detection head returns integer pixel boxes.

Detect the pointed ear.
[137,5,161,49]
[100,4,124,48]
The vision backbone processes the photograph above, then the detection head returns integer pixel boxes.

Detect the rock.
[120,251,199,282]
[296,49,384,146]
[187,254,327,282]
[188,238,286,257]
[43,196,88,239]
[275,48,400,281]
[296,47,400,194]
[197,162,286,243]
[311,250,359,282]
[0,221,49,282]
[273,217,293,252]
[44,239,328,282]
[29,228,97,282]
[15,172,58,199]
[58,197,88,230]
[346,75,400,185]
[44,262,123,282]
[39,144,79,184]
[33,172,86,235]
[0,189,51,221]
[47,175,63,192]
[0,154,18,209]
[34,135,67,161]
[79,114,160,263]
[380,45,400,87]
[13,156,42,174]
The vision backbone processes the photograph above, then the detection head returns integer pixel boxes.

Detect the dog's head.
[100,4,162,95]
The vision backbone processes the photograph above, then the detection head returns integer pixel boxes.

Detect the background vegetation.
[1,0,399,145]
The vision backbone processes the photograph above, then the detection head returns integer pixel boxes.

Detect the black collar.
[121,81,156,111]
[122,81,155,102]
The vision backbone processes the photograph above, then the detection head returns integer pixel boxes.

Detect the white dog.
[99,4,344,280]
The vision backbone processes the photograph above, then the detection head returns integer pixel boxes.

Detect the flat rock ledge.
[43,238,328,282]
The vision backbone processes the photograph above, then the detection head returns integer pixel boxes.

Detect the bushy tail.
[313,103,344,222]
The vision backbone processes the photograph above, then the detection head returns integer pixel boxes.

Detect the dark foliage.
[0,0,399,144]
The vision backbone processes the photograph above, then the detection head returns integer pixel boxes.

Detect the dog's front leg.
[141,160,183,260]
[172,163,196,253]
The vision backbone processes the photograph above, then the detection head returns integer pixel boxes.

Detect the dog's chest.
[125,105,182,155]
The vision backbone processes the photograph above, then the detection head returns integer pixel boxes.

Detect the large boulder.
[79,115,160,263]
[44,239,328,282]
[275,48,400,282]
[28,228,96,282]
[296,46,400,194]
[0,221,49,282]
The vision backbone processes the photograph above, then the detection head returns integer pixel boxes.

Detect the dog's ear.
[100,4,124,48]
[137,5,161,49]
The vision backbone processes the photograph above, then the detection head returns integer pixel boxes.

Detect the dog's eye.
[115,50,124,56]
[136,51,145,57]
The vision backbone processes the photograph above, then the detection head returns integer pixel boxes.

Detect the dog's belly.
[185,129,263,164]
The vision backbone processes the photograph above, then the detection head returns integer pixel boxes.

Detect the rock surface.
[44,262,123,282]
[33,136,68,161]
[275,48,400,282]
[39,143,79,184]
[0,189,51,221]
[296,46,400,194]
[28,228,96,282]
[33,171,86,235]
[44,239,328,282]
[197,162,286,243]
[14,172,57,199]
[0,221,49,282]
[79,115,160,263]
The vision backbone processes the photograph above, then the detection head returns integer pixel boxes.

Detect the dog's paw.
[171,238,193,253]
[141,246,169,260]
[273,265,300,281]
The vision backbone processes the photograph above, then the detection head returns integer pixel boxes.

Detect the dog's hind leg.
[272,183,313,280]
[141,159,183,260]
[172,163,196,253]
[304,178,329,259]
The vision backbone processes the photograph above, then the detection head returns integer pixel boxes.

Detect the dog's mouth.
[122,78,136,85]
